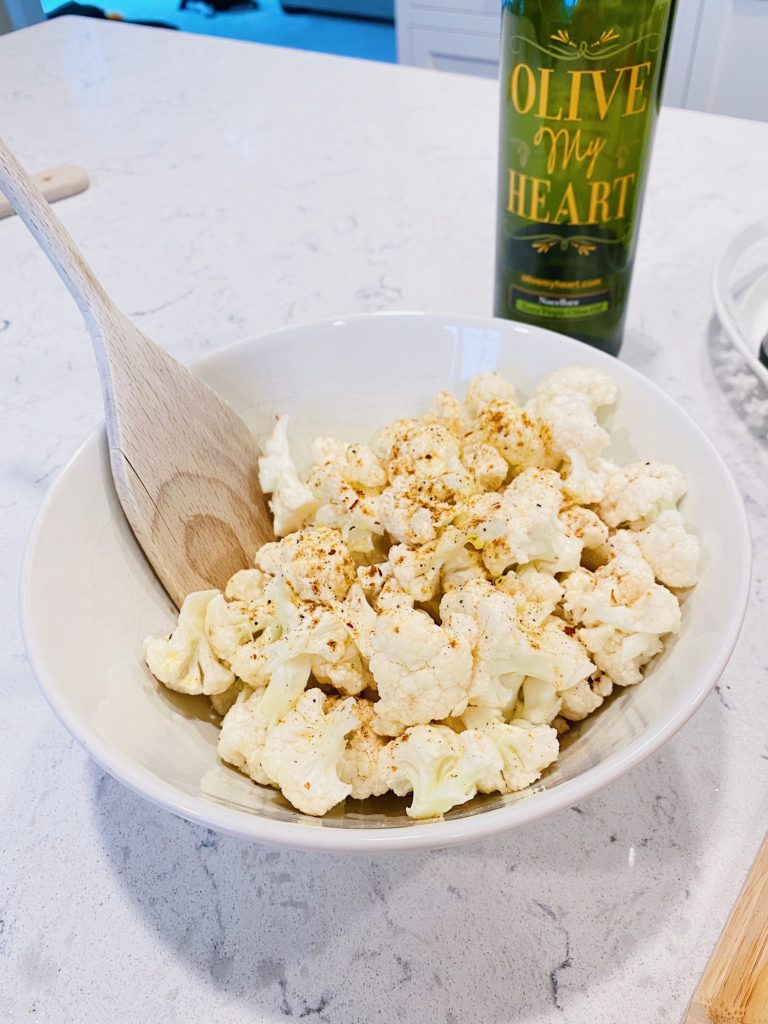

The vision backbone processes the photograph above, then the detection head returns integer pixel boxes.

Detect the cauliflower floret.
[526,394,607,463]
[217,655,312,785]
[557,678,605,721]
[145,590,234,696]
[561,450,613,505]
[440,545,490,592]
[307,438,386,556]
[375,419,475,544]
[369,607,473,736]
[460,438,508,492]
[260,689,361,816]
[218,687,274,785]
[338,697,390,800]
[635,509,701,588]
[374,578,415,614]
[460,468,580,576]
[563,541,681,637]
[459,707,559,791]
[310,436,387,489]
[598,462,687,528]
[258,415,317,537]
[428,390,472,437]
[560,506,609,556]
[204,592,266,665]
[376,418,470,485]
[380,470,473,545]
[388,526,469,602]
[474,400,557,472]
[526,367,617,464]
[256,527,355,605]
[440,579,593,714]
[563,538,680,688]
[356,561,393,598]
[382,724,503,819]
[514,677,561,725]
[535,366,618,410]
[338,582,379,660]
[497,567,563,623]
[464,371,518,418]
[210,680,247,717]
[578,625,664,687]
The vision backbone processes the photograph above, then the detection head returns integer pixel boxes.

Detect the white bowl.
[22,312,750,852]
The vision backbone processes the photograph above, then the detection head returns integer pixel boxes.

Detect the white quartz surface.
[1,17,767,1023]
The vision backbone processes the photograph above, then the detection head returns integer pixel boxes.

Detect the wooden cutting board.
[685,834,768,1023]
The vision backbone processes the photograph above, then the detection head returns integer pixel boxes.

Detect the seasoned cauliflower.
[563,536,680,688]
[258,415,317,536]
[527,366,617,463]
[388,526,469,602]
[461,708,560,791]
[460,468,580,576]
[428,390,472,437]
[145,590,234,696]
[338,697,391,800]
[369,606,473,736]
[635,509,700,588]
[217,656,312,786]
[143,363,699,820]
[382,724,503,819]
[256,526,355,605]
[598,461,687,528]
[440,579,593,715]
[535,366,618,410]
[307,437,386,556]
[260,689,361,816]
[465,371,518,417]
[561,450,612,505]
[474,400,557,472]
[460,438,509,492]
[378,475,459,546]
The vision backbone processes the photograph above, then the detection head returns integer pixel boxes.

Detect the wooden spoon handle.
[0,163,89,220]
[685,834,768,1023]
[0,137,115,327]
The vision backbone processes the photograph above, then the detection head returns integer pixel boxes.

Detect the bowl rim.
[20,310,753,852]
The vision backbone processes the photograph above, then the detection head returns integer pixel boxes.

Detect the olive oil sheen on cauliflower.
[144,367,700,820]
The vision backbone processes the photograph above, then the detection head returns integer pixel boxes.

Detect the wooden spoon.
[0,136,273,608]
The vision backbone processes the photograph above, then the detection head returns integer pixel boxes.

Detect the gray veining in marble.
[1,17,767,1024]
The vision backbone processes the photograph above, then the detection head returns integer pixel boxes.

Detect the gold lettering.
[612,172,636,218]
[510,63,536,114]
[624,61,651,116]
[587,180,611,223]
[529,175,551,221]
[533,126,607,179]
[507,170,527,215]
[536,68,563,121]
[589,66,628,121]
[565,70,584,122]
[553,182,581,225]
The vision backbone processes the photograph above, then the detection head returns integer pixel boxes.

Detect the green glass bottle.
[493,0,677,356]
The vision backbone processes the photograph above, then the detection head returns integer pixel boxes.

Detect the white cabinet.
[396,0,768,122]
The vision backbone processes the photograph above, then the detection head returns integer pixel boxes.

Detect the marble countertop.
[2,17,767,1023]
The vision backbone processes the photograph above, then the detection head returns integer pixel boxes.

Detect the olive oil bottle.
[494,0,677,355]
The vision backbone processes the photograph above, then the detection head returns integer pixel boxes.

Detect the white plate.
[713,214,768,389]
[22,312,751,852]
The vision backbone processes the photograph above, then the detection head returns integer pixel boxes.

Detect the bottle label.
[510,287,611,320]
[494,3,676,344]
[502,25,663,241]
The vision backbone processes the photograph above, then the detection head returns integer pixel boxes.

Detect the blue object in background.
[42,0,396,62]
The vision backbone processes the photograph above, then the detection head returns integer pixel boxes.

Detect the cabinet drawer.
[412,0,498,15]
[406,25,500,77]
